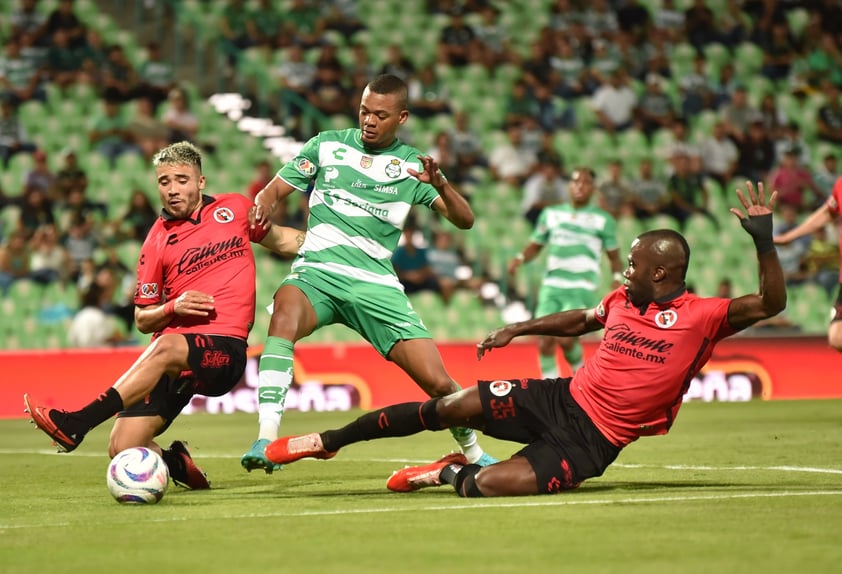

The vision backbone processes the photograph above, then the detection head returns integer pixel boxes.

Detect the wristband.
[163,300,176,316]
[515,253,525,263]
[752,236,776,255]
[612,271,624,283]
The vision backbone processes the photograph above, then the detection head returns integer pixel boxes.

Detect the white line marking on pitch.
[2,490,841,529]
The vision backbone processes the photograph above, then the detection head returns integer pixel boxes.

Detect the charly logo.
[213,207,234,223]
[324,167,339,182]
[654,309,678,328]
[385,158,401,179]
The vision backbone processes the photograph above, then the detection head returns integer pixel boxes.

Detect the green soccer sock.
[539,352,559,379]
[564,340,584,374]
[257,336,294,441]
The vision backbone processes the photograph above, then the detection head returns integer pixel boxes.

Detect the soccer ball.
[106,447,169,504]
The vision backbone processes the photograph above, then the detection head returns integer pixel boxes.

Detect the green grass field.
[2,400,841,574]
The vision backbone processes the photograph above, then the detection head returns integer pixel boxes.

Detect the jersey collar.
[631,283,688,315]
[160,194,216,223]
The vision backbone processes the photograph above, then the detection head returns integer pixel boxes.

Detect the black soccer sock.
[61,387,124,436]
[440,463,484,497]
[321,399,443,452]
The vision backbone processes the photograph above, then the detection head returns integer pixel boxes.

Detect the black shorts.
[118,334,247,435]
[478,377,621,494]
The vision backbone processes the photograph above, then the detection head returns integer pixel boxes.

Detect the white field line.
[2,490,842,530]
[3,449,842,475]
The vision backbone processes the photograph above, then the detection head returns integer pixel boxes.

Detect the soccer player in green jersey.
[241,74,495,472]
[508,167,625,377]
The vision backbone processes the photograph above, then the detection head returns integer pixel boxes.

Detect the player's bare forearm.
[260,225,305,257]
[435,181,474,229]
[478,309,601,358]
[134,291,215,334]
[727,250,786,330]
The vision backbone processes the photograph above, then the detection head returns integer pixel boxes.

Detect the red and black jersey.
[134,194,269,340]
[570,286,735,447]
[824,176,842,282]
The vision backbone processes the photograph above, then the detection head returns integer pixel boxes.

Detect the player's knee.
[425,377,459,398]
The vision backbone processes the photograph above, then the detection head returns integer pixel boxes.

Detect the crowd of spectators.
[2,0,842,343]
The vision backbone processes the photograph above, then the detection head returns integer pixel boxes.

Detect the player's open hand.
[172,290,215,317]
[249,204,271,231]
[477,327,516,360]
[407,155,445,188]
[730,180,777,220]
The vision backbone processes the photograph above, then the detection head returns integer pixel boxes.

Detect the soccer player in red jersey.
[774,176,842,352]
[263,181,786,497]
[24,141,305,489]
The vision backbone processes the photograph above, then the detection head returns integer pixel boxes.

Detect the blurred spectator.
[161,86,199,144]
[322,0,365,41]
[346,42,375,79]
[760,21,798,82]
[664,151,718,229]
[700,120,739,187]
[588,38,621,86]
[135,42,175,109]
[792,32,842,92]
[379,44,415,83]
[45,28,87,92]
[0,95,37,169]
[437,7,475,68]
[521,156,568,226]
[772,202,811,287]
[44,0,85,49]
[407,65,452,121]
[816,81,842,146]
[717,0,748,49]
[306,62,349,118]
[78,28,109,85]
[448,110,486,176]
[57,186,107,233]
[583,0,618,37]
[774,121,810,165]
[548,0,581,31]
[470,4,516,72]
[283,0,327,49]
[534,82,574,131]
[813,153,839,197]
[630,158,670,220]
[101,44,138,103]
[10,0,48,47]
[0,34,47,105]
[678,54,715,118]
[218,0,255,71]
[18,186,55,238]
[110,188,157,242]
[246,159,273,202]
[126,95,169,162]
[757,93,787,140]
[549,37,589,100]
[662,117,701,173]
[616,0,651,46]
[735,119,776,183]
[427,131,460,182]
[719,84,759,143]
[427,229,481,305]
[597,159,634,220]
[801,225,840,297]
[63,212,98,282]
[711,62,739,108]
[488,123,537,186]
[67,276,126,347]
[88,90,142,168]
[53,149,88,202]
[767,147,824,213]
[0,229,31,296]
[684,0,718,51]
[24,149,55,196]
[503,79,538,129]
[715,277,733,298]
[392,224,443,301]
[635,73,675,141]
[29,223,68,285]
[590,69,637,134]
[522,42,553,92]
[652,0,685,43]
[275,43,316,133]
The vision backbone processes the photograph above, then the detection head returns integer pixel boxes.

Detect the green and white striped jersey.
[277,129,440,289]
[531,203,618,293]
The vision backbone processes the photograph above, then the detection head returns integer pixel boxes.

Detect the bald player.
[263,181,786,498]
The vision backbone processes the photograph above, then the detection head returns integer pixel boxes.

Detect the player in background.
[264,182,785,497]
[240,73,495,473]
[24,141,305,488]
[508,167,624,377]
[774,176,842,352]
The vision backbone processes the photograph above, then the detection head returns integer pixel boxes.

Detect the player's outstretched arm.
[410,155,474,229]
[727,181,787,330]
[774,203,832,245]
[259,226,305,258]
[477,308,602,359]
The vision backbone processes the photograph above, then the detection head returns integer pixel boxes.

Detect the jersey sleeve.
[700,296,737,341]
[225,193,271,243]
[134,232,164,306]
[593,286,626,326]
[277,134,321,191]
[529,208,550,245]
[600,212,619,252]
